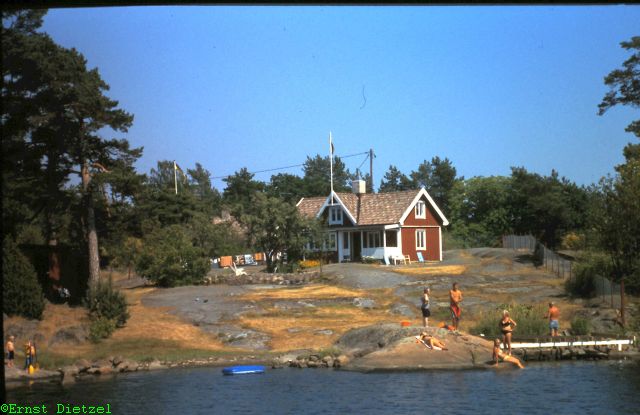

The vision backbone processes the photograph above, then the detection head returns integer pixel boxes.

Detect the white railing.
[362,246,402,260]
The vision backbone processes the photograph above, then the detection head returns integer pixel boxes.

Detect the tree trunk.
[82,161,101,286]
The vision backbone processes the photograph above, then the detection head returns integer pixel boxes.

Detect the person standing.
[421,287,431,327]
[449,282,463,331]
[5,335,15,368]
[545,302,560,336]
[24,340,33,372]
[499,310,517,355]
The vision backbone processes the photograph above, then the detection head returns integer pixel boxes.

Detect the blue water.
[7,360,640,415]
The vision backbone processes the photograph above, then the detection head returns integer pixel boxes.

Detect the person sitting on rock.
[492,338,524,369]
[418,332,448,350]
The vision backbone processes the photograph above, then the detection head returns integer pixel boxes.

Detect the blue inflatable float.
[222,365,266,375]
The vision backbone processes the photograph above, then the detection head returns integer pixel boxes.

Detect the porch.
[336,225,402,263]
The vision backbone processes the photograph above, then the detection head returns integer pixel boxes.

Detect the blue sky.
[41,5,639,189]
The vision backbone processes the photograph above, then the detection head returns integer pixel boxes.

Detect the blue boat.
[222,365,266,375]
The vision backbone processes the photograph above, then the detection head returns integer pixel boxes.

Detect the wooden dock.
[504,335,636,361]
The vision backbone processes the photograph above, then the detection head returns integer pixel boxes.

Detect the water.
[7,360,640,415]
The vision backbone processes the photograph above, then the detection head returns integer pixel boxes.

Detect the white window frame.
[415,201,426,219]
[416,229,426,250]
[327,232,337,251]
[329,206,343,225]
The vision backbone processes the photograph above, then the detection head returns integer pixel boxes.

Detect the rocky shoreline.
[7,323,637,388]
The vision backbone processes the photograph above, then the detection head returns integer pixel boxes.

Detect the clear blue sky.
[41,5,639,189]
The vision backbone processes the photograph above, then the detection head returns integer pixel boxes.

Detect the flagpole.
[174,160,178,195]
[329,131,334,204]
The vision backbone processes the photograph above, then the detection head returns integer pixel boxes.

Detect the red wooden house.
[296,181,449,263]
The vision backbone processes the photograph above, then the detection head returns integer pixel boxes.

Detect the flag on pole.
[330,136,335,158]
[174,161,185,177]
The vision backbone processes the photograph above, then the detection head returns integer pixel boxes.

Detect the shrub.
[570,317,591,335]
[565,253,608,298]
[470,303,548,337]
[84,279,129,327]
[136,225,210,287]
[2,238,45,319]
[89,317,116,343]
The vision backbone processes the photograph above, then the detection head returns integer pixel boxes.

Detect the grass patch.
[469,303,548,338]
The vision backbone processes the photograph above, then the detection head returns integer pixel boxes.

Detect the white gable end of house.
[315,191,357,225]
[398,187,449,226]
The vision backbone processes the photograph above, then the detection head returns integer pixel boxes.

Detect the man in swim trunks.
[449,282,463,331]
[545,302,560,337]
[493,338,524,369]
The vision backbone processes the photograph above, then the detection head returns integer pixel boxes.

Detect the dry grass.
[235,285,403,351]
[239,284,367,301]
[393,265,467,276]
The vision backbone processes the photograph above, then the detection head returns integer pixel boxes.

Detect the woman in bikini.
[499,310,517,355]
[493,338,524,368]
[418,332,448,350]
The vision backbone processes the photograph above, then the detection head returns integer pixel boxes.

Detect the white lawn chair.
[230,262,247,276]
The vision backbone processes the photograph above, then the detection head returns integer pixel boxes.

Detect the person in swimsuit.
[6,335,15,368]
[418,332,448,350]
[421,287,431,327]
[449,282,463,330]
[492,339,524,369]
[24,340,33,372]
[545,302,560,337]
[499,310,517,355]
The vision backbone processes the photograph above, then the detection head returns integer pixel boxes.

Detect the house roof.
[296,189,448,226]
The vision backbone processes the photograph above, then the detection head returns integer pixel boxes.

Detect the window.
[327,232,337,250]
[329,206,343,225]
[343,232,350,249]
[363,231,381,248]
[415,201,426,219]
[416,229,426,250]
[385,230,397,247]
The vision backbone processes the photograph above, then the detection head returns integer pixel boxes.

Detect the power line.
[211,151,369,180]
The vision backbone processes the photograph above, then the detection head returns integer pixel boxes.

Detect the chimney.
[352,179,366,195]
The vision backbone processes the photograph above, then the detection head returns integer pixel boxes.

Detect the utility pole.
[369,148,375,193]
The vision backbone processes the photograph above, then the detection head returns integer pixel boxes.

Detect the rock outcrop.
[336,323,494,372]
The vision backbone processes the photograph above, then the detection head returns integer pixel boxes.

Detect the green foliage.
[302,154,353,196]
[136,225,209,287]
[239,193,312,272]
[509,168,589,249]
[89,317,117,343]
[570,317,591,335]
[470,304,547,337]
[267,173,306,204]
[84,279,130,327]
[222,167,266,214]
[598,36,640,138]
[448,176,512,248]
[2,238,45,319]
[379,165,414,192]
[565,254,605,298]
[410,156,459,213]
[590,145,640,293]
